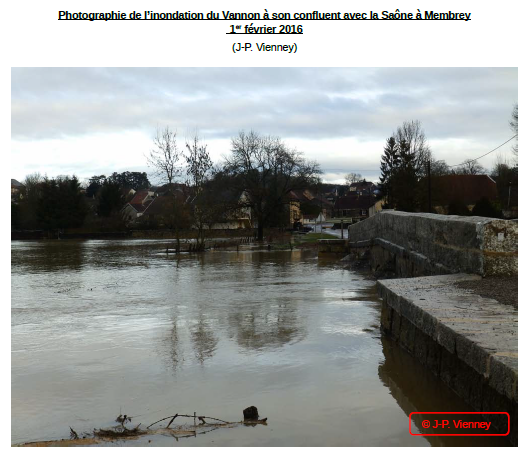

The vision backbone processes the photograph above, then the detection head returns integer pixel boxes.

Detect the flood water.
[11,240,508,446]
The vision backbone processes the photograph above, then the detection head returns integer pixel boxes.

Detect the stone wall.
[318,239,348,254]
[348,211,517,277]
[377,274,518,445]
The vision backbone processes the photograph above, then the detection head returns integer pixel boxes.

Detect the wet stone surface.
[377,273,518,444]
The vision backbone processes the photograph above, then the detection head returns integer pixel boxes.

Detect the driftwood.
[69,427,79,440]
[18,407,267,447]
[94,423,142,438]
[147,413,231,429]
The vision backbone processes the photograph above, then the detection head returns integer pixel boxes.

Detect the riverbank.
[454,276,518,309]
[13,239,506,446]
[377,274,518,445]
[11,228,255,240]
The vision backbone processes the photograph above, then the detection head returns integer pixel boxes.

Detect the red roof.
[350,180,374,189]
[130,190,151,205]
[432,175,497,205]
[334,195,376,210]
[288,190,313,202]
[129,202,151,213]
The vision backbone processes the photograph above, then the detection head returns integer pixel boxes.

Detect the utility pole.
[427,160,432,213]
[508,181,512,209]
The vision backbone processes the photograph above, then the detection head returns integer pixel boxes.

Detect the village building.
[348,180,377,196]
[11,179,23,202]
[333,195,377,222]
[430,174,498,212]
[121,190,156,222]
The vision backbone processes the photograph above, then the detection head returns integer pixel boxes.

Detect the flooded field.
[11,240,507,446]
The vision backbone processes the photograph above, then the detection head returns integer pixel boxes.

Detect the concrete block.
[426,338,442,377]
[391,310,402,341]
[435,322,456,354]
[414,331,428,366]
[420,311,437,338]
[439,347,456,387]
[455,334,490,377]
[348,211,517,277]
[381,303,392,333]
[399,317,416,354]
[489,356,518,402]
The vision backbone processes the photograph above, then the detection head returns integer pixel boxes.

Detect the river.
[11,239,507,446]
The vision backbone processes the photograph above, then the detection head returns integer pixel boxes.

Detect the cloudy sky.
[11,68,517,185]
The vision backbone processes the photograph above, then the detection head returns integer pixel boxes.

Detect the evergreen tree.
[380,136,399,207]
[86,175,106,198]
[109,171,151,190]
[393,139,419,212]
[97,180,125,217]
[472,197,502,218]
[37,176,87,230]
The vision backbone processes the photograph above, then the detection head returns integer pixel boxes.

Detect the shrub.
[447,199,470,216]
[472,197,502,218]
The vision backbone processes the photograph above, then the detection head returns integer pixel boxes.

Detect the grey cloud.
[12,67,517,152]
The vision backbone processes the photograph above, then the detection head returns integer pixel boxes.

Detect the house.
[333,195,376,221]
[208,191,253,229]
[318,184,348,204]
[286,191,304,228]
[368,199,385,217]
[121,187,136,200]
[302,212,327,225]
[431,175,497,210]
[348,180,377,196]
[309,194,334,219]
[290,189,334,220]
[121,189,155,222]
[137,195,180,228]
[11,179,23,202]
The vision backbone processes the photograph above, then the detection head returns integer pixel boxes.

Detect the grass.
[296,233,340,244]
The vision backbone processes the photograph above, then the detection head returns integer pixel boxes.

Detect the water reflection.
[190,312,218,364]
[227,302,306,351]
[12,240,85,273]
[378,336,509,447]
[159,316,185,373]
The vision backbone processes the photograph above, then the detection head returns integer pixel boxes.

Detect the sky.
[11,67,518,185]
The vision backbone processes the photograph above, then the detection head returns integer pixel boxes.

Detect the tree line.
[11,129,322,241]
[146,128,321,244]
[11,172,150,232]
[378,105,518,217]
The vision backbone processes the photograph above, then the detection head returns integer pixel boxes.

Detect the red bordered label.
[409,412,510,436]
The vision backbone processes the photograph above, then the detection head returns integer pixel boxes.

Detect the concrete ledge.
[377,274,518,444]
[349,211,517,276]
[318,239,348,254]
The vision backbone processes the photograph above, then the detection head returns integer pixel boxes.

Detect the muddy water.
[11,240,507,446]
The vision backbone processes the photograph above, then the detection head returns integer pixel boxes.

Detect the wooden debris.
[17,407,267,447]
[69,427,79,440]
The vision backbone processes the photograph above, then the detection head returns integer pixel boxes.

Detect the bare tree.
[147,127,182,186]
[224,130,321,241]
[429,159,450,176]
[456,159,486,175]
[345,172,362,186]
[491,153,518,209]
[19,172,43,228]
[185,134,213,249]
[146,127,185,250]
[394,120,432,172]
[23,172,43,195]
[510,104,518,158]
